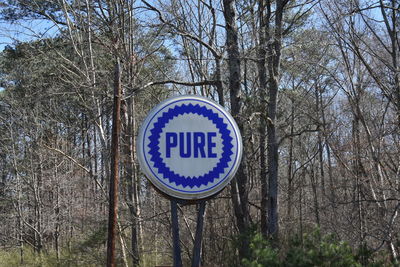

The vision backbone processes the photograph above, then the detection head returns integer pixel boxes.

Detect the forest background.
[0,0,400,266]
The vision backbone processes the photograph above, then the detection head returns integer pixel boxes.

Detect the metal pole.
[191,200,206,267]
[171,199,182,267]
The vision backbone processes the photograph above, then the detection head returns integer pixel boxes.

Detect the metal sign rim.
[137,95,242,200]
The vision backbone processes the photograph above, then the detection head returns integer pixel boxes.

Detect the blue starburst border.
[146,103,234,189]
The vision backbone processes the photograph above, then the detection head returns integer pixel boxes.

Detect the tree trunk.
[265,0,287,239]
[386,0,400,127]
[106,58,122,267]
[316,84,326,198]
[309,166,320,227]
[34,155,43,255]
[54,157,61,260]
[124,95,140,266]
[287,100,295,224]
[266,70,279,238]
[257,0,269,238]
[223,0,250,259]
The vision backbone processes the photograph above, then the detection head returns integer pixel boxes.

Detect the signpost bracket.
[170,199,207,267]
[171,199,183,267]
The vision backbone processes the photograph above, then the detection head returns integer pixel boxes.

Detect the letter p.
[166,132,177,158]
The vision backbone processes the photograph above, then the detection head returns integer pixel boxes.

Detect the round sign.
[137,95,242,200]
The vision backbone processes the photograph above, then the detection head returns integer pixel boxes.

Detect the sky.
[0,15,59,91]
[0,18,58,52]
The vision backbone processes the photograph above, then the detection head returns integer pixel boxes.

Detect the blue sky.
[0,18,58,52]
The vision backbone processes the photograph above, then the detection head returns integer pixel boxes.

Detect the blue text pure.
[165,132,217,158]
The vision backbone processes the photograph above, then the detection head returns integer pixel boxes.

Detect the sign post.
[171,199,182,267]
[137,95,242,266]
[191,200,206,266]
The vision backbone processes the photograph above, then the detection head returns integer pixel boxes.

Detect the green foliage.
[66,226,108,266]
[0,247,99,267]
[241,229,390,267]
[241,233,279,267]
[0,0,63,22]
[355,243,383,267]
[0,226,109,267]
[77,225,108,251]
[284,229,360,267]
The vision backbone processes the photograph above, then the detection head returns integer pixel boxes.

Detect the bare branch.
[141,0,221,59]
[124,79,220,100]
[42,144,108,198]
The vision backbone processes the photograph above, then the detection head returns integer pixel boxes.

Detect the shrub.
[242,228,369,267]
[241,233,279,267]
[284,229,360,267]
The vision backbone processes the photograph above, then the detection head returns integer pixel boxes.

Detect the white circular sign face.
[137,95,242,200]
